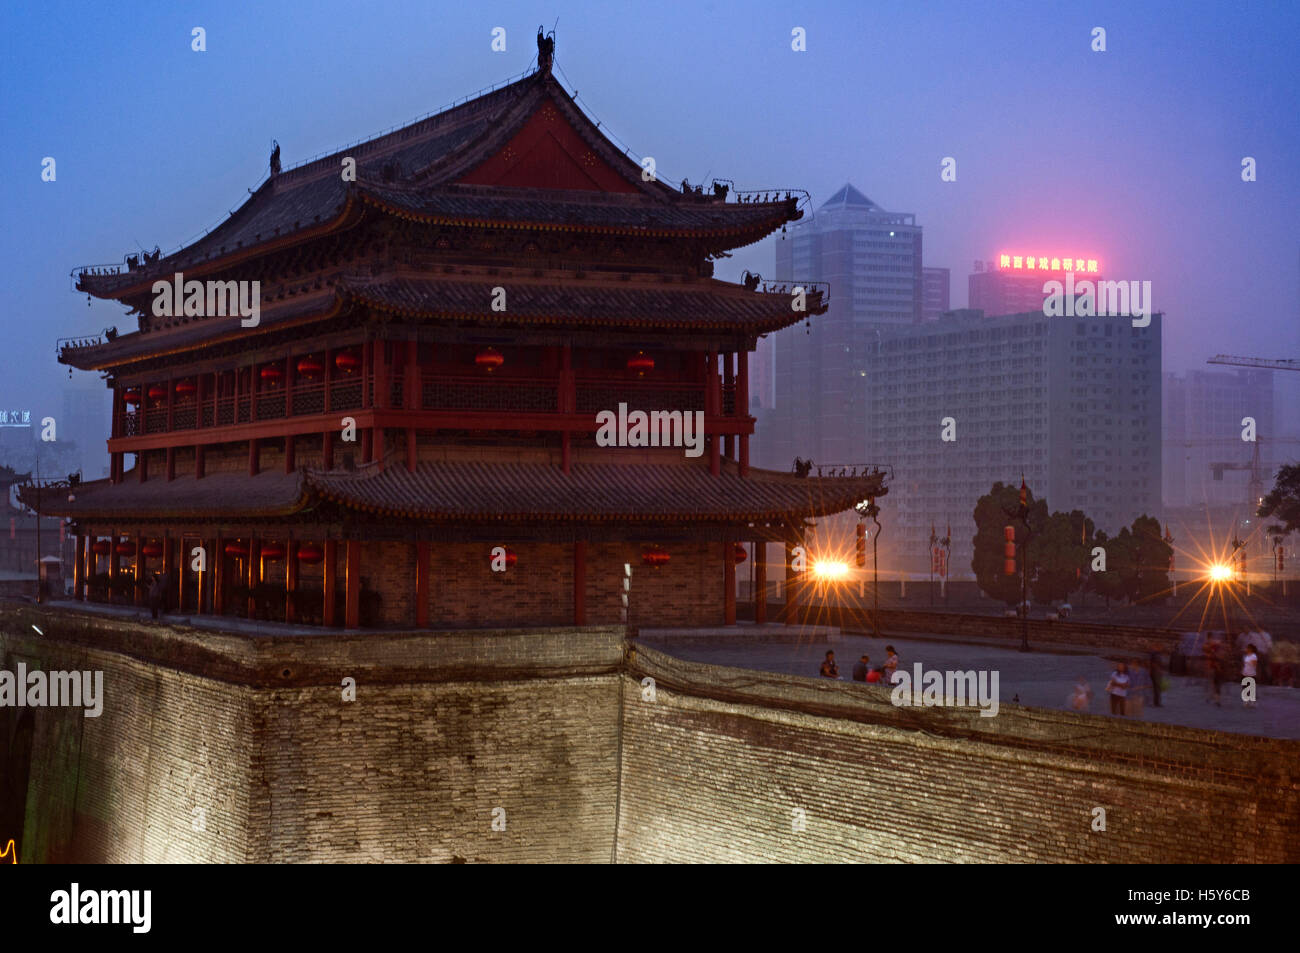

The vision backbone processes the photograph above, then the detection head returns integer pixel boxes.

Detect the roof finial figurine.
[537,27,555,73]
[270,139,281,177]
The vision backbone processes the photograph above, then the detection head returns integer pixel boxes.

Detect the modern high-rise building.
[862,308,1162,574]
[969,253,1104,316]
[922,266,950,322]
[1163,368,1280,511]
[759,184,923,467]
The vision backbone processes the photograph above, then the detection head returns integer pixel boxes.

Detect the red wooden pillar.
[322,539,338,627]
[285,540,298,623]
[573,540,587,625]
[362,428,374,465]
[138,452,148,483]
[284,434,296,473]
[754,540,767,624]
[416,540,430,626]
[560,344,574,474]
[195,539,207,616]
[723,539,736,625]
[285,351,295,418]
[247,537,260,620]
[195,444,205,479]
[166,447,175,481]
[324,347,333,414]
[737,349,750,477]
[722,353,734,459]
[108,532,119,603]
[163,535,176,610]
[133,531,145,606]
[405,338,419,473]
[707,351,720,476]
[783,539,799,625]
[73,533,85,600]
[166,378,175,433]
[213,535,225,615]
[250,361,260,422]
[344,540,361,629]
[211,371,220,434]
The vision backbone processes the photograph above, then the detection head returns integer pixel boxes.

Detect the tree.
[1029,509,1095,604]
[972,481,1048,605]
[1089,529,1132,607]
[1088,517,1172,605]
[1259,463,1300,536]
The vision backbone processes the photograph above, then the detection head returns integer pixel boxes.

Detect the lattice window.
[331,381,363,411]
[173,407,197,430]
[257,394,286,419]
[294,387,325,416]
[123,412,140,437]
[576,385,704,414]
[422,378,557,412]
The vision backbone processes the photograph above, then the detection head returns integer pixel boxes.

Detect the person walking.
[1148,652,1164,708]
[1105,662,1130,716]
[884,645,900,683]
[147,572,165,621]
[1242,643,1259,709]
[1068,677,1093,712]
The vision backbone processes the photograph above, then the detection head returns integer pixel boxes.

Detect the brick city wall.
[4,602,1296,863]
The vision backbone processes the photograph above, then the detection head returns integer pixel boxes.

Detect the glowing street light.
[812,560,850,581]
[1207,563,1233,583]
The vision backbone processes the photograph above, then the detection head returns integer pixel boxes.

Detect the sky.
[3,0,1298,461]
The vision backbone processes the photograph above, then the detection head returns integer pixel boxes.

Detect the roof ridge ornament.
[537,26,555,74]
[270,140,282,177]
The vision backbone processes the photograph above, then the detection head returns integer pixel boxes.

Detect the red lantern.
[642,546,670,568]
[91,539,112,556]
[490,547,518,569]
[115,540,136,557]
[627,351,655,376]
[147,384,167,402]
[296,356,324,378]
[733,542,747,564]
[224,541,249,558]
[296,543,325,564]
[1003,525,1017,576]
[141,541,164,559]
[334,350,361,374]
[261,542,286,561]
[475,347,504,372]
[123,388,142,406]
[260,363,284,384]
[175,379,197,398]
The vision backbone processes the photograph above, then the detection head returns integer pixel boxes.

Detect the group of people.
[1200,633,1262,708]
[1071,654,1166,716]
[820,646,900,684]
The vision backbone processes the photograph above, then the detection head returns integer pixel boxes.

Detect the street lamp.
[857,497,881,638]
[1003,475,1034,652]
[929,523,938,607]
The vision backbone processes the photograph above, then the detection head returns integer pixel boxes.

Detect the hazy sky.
[4,0,1298,436]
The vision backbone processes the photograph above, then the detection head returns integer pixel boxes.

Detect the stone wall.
[3,602,1297,863]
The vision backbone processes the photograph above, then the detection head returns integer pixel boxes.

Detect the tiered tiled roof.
[31,460,887,524]
[75,68,799,302]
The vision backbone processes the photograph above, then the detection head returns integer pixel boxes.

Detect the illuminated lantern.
[123,387,142,406]
[296,356,324,378]
[1277,547,1285,573]
[733,542,747,565]
[475,346,504,372]
[855,522,867,568]
[642,546,670,568]
[115,540,136,557]
[334,350,361,374]
[175,378,197,398]
[140,541,164,559]
[261,542,286,561]
[91,539,112,556]
[260,363,284,384]
[1003,525,1016,576]
[297,543,325,564]
[224,540,250,558]
[147,384,167,402]
[490,547,518,569]
[627,351,655,376]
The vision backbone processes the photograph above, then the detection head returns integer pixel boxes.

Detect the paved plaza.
[639,627,1300,740]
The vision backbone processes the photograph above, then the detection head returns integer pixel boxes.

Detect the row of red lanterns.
[122,348,656,403]
[90,539,326,564]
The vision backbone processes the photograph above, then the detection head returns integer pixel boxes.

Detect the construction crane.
[1203,435,1300,512]
[1207,354,1300,372]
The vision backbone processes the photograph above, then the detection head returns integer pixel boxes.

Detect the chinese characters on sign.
[0,410,32,428]
[998,254,1099,273]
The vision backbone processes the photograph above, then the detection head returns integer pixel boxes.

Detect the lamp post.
[929,524,937,607]
[857,497,881,638]
[1004,475,1034,653]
